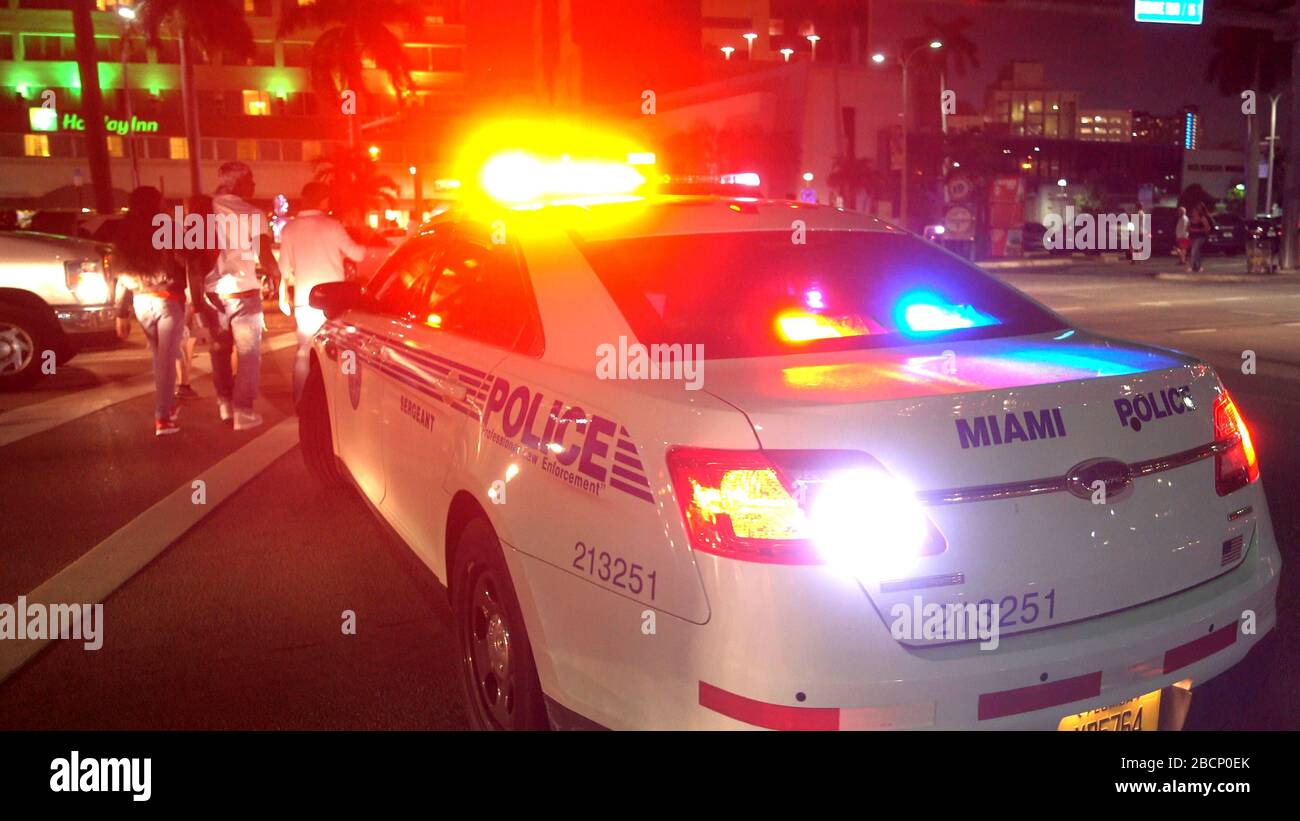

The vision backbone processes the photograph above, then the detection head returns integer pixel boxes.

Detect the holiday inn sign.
[29,108,160,135]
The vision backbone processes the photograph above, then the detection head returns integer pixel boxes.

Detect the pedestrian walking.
[278,181,366,405]
[1188,200,1213,273]
[113,186,206,436]
[204,161,280,431]
[1175,206,1190,269]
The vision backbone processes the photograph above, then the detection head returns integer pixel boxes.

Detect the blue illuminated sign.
[1134,1,1204,25]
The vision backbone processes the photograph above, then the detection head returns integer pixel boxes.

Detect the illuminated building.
[0,0,466,210]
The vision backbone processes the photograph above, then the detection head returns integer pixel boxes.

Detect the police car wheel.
[298,363,347,489]
[452,517,548,731]
[0,307,45,391]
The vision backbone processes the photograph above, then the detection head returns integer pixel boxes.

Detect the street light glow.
[871,52,886,63]
[780,47,794,62]
[1057,178,1068,187]
[721,45,735,60]
[929,40,943,49]
[117,7,136,21]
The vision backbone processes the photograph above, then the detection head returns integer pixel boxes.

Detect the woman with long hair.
[114,187,204,436]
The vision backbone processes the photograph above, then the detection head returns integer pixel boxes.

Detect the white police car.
[298,152,1279,730]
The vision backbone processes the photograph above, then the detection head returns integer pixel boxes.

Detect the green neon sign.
[56,113,161,134]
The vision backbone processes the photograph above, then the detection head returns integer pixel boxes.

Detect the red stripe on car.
[977,671,1103,721]
[1163,624,1238,674]
[699,682,839,730]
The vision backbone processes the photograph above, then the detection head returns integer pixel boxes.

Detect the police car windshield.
[578,230,1065,358]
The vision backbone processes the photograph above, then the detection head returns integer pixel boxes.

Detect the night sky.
[871,0,1282,149]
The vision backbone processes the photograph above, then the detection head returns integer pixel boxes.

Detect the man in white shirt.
[278,182,367,404]
[205,161,280,430]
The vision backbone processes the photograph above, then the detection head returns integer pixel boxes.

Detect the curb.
[979,258,1077,271]
[1152,272,1300,284]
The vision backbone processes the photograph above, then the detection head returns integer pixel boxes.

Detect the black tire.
[298,360,347,489]
[0,305,50,391]
[452,517,548,730]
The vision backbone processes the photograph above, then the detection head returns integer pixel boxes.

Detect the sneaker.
[175,384,199,399]
[233,410,263,431]
[168,404,181,424]
[218,399,233,423]
[155,419,180,436]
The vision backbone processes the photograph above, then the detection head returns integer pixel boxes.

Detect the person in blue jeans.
[202,162,281,430]
[114,187,207,436]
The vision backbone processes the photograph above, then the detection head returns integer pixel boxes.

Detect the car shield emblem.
[1065,457,1131,501]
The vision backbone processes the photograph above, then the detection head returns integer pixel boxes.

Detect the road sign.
[1134,1,1204,25]
[944,206,974,240]
[946,176,973,203]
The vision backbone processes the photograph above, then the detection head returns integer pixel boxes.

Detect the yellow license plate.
[1058,690,1161,731]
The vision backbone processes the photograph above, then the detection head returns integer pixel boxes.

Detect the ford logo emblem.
[1065,457,1131,501]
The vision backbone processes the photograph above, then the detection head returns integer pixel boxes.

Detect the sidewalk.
[981,253,1300,283]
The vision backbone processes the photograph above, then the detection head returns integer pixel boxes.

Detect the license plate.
[1058,690,1161,731]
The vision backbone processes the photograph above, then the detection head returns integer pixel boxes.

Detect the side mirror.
[309,281,361,320]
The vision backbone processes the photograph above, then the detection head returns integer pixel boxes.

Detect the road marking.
[1214,296,1249,302]
[0,332,294,449]
[1055,305,1086,312]
[1138,300,1172,307]
[0,418,299,685]
[1176,328,1218,334]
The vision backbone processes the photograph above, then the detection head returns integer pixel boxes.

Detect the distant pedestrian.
[113,187,206,436]
[1188,200,1213,273]
[277,182,366,405]
[205,161,280,431]
[1175,206,1190,269]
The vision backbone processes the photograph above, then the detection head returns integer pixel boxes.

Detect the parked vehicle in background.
[0,231,115,389]
[1148,206,1179,258]
[1021,221,1047,253]
[1245,217,1281,273]
[1206,213,1246,256]
[28,211,124,245]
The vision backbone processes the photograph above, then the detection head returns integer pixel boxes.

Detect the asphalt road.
[1,261,1296,730]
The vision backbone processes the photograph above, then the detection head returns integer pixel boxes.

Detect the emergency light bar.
[479,151,648,207]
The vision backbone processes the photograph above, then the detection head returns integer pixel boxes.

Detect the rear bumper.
[54,304,115,336]
[516,491,1282,730]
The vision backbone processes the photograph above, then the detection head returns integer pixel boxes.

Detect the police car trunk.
[577,211,1261,643]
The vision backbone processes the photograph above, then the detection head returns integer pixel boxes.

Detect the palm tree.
[140,0,254,196]
[311,148,398,231]
[1205,8,1292,218]
[70,0,113,212]
[904,15,979,132]
[278,0,423,145]
[828,156,887,212]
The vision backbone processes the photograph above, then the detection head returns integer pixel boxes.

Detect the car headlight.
[65,259,110,305]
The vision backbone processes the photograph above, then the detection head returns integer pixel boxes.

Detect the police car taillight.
[1213,391,1259,496]
[666,447,946,573]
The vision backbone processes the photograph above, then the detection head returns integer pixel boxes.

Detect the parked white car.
[0,231,115,389]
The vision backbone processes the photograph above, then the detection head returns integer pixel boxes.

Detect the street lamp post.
[806,34,820,62]
[117,6,141,190]
[872,40,942,230]
[1265,93,1281,218]
[780,47,794,62]
[721,45,735,61]
[743,32,757,59]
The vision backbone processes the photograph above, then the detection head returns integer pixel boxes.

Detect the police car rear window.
[577,230,1065,358]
